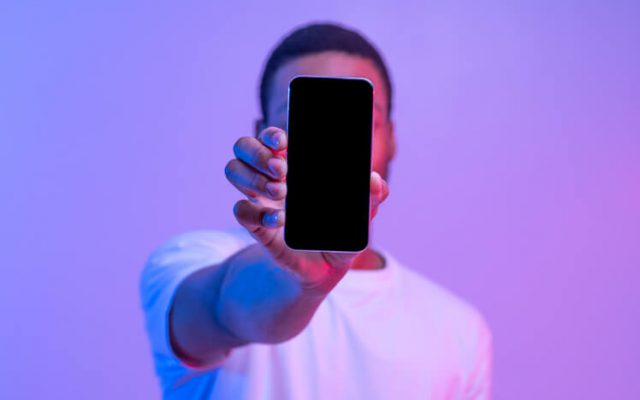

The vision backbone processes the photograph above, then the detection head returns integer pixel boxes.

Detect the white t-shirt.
[140,227,492,399]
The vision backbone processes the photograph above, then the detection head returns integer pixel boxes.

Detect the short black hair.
[259,22,393,122]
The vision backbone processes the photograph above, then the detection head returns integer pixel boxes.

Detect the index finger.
[257,127,288,155]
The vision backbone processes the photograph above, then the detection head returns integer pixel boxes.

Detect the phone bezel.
[283,75,375,254]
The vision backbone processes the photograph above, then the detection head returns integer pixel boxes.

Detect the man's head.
[255,22,396,182]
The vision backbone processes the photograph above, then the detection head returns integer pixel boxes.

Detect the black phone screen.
[284,76,374,252]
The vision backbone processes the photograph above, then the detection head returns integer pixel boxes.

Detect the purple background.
[1,1,638,399]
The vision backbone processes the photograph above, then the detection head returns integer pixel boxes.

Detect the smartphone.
[283,75,374,252]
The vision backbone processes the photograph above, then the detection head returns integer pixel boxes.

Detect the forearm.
[169,243,328,366]
[216,243,330,343]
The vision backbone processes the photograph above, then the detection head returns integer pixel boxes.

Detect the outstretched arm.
[168,242,332,368]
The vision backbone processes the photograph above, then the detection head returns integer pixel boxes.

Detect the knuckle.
[233,137,248,152]
[234,200,256,224]
[250,170,268,192]
[249,149,271,173]
[233,201,248,223]
[257,152,272,170]
[233,200,242,216]
[249,145,264,166]
[224,160,235,179]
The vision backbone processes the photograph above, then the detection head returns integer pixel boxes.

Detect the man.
[140,22,492,399]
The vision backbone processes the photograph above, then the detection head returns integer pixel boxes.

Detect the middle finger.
[225,159,287,201]
[233,136,286,180]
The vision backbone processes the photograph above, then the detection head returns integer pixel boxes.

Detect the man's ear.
[254,118,266,138]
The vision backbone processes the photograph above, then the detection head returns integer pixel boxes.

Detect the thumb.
[370,171,389,209]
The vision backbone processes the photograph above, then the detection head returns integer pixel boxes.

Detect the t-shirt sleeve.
[138,229,248,392]
[464,312,494,399]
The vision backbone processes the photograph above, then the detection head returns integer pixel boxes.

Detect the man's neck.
[350,247,386,270]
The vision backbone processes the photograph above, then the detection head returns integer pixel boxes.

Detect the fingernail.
[263,211,280,226]
[272,131,283,147]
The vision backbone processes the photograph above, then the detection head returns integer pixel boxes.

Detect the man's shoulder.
[149,226,256,260]
[393,258,491,338]
[389,256,493,391]
[161,225,256,247]
[140,226,257,291]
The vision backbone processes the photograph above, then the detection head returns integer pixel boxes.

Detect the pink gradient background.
[1,1,638,399]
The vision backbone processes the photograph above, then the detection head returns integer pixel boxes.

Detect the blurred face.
[258,50,396,182]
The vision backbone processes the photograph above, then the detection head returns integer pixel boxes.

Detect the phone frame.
[283,74,375,253]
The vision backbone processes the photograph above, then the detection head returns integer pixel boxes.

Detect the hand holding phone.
[225,76,389,294]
